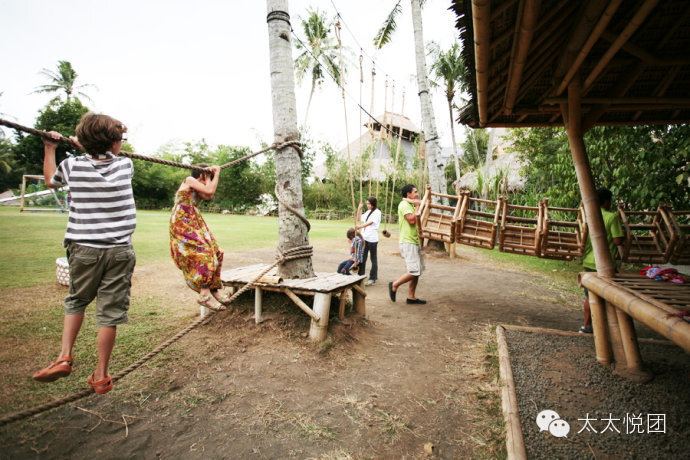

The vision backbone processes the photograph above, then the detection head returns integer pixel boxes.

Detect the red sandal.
[87,373,113,395]
[33,357,73,382]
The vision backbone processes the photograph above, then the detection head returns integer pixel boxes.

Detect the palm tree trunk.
[303,76,316,126]
[448,97,460,182]
[410,0,448,205]
[267,0,315,279]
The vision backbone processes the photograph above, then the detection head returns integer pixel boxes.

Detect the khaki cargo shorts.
[399,242,425,276]
[64,242,136,327]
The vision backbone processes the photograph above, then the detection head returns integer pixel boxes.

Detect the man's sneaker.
[365,279,376,286]
[579,325,593,334]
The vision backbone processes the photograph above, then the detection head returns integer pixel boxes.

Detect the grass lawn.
[0,205,586,417]
[0,207,350,290]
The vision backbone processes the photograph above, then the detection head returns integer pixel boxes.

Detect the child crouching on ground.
[32,112,136,395]
[337,228,364,275]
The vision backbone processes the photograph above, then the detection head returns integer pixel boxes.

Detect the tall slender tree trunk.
[410,0,447,204]
[303,76,316,126]
[448,97,460,181]
[267,0,315,278]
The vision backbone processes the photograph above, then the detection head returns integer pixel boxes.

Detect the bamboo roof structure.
[451,0,690,128]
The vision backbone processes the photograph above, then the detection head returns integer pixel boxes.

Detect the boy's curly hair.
[75,112,127,155]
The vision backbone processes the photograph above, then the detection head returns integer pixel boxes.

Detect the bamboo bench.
[499,201,543,257]
[539,200,588,261]
[416,185,461,256]
[618,205,677,264]
[454,192,503,250]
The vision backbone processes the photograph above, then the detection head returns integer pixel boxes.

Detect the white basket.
[56,257,70,286]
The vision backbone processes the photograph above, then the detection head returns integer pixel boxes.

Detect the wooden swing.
[665,208,689,265]
[453,191,503,250]
[498,200,543,257]
[415,184,461,248]
[618,205,678,264]
[539,199,588,261]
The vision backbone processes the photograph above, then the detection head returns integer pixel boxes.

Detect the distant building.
[313,112,421,182]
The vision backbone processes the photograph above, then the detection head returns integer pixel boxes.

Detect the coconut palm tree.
[32,60,95,103]
[294,8,342,126]
[374,0,448,202]
[428,41,467,180]
[460,127,488,173]
[268,0,315,279]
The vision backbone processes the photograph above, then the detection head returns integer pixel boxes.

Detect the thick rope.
[368,66,377,197]
[0,245,313,427]
[358,53,364,205]
[385,92,406,230]
[0,118,301,174]
[274,184,311,232]
[334,22,357,227]
[0,116,313,426]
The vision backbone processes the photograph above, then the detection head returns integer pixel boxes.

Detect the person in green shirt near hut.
[389,184,426,304]
[580,187,624,333]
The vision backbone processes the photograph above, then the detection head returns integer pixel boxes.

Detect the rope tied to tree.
[0,118,302,174]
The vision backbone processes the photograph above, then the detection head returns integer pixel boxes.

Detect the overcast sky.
[0,0,461,156]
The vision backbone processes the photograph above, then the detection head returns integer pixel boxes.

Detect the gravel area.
[505,330,690,459]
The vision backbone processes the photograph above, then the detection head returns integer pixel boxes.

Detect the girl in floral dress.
[170,164,229,310]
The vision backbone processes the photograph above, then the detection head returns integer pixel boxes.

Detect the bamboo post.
[19,175,27,212]
[615,309,651,381]
[496,326,527,460]
[588,290,611,364]
[309,292,331,342]
[254,287,263,324]
[339,288,349,320]
[605,300,627,365]
[352,281,366,316]
[283,288,320,321]
[564,77,616,278]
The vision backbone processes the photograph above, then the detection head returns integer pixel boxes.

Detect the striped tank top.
[51,154,136,247]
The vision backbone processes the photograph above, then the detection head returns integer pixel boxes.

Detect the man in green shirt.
[389,184,426,304]
[580,188,624,333]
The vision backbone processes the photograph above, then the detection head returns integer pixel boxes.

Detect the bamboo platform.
[580,272,690,381]
[221,264,366,342]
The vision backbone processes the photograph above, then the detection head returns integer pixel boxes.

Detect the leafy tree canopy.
[508,125,690,210]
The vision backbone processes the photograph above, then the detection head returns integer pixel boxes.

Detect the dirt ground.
[0,235,649,459]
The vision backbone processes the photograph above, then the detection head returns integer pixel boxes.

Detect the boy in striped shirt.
[32,113,136,395]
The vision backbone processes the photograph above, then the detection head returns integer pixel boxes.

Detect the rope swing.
[382,91,406,238]
[367,65,377,197]
[334,21,357,226]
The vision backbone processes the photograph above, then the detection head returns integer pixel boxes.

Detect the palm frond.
[373,1,402,49]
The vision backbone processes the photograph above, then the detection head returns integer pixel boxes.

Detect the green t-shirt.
[398,200,419,244]
[582,208,624,270]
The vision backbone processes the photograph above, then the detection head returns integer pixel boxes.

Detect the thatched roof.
[453,151,526,193]
[451,0,690,128]
[364,111,420,141]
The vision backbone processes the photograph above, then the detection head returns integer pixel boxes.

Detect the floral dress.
[169,189,224,292]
